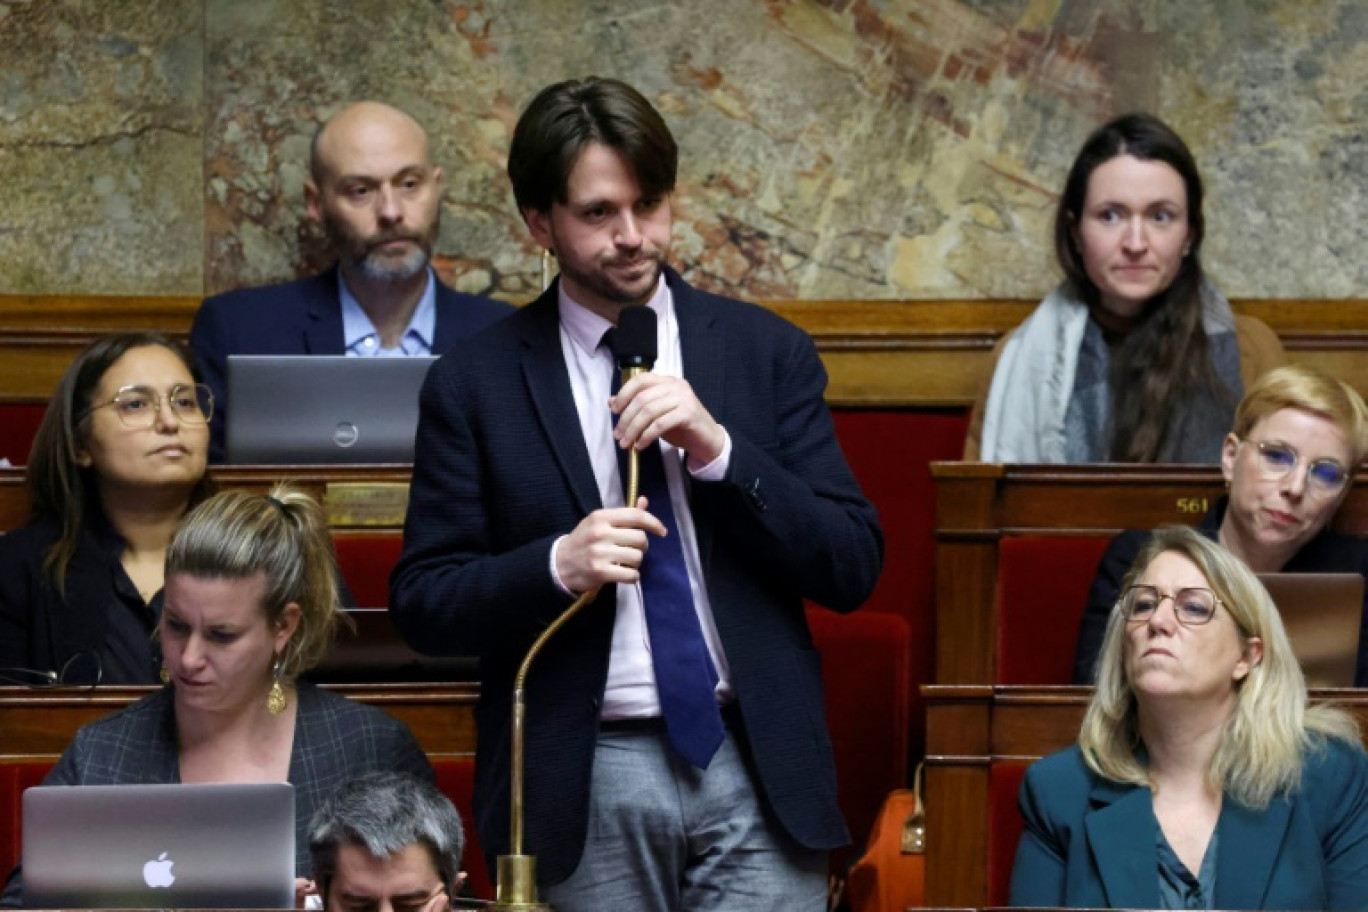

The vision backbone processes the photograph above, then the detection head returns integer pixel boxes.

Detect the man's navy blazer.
[189,268,512,459]
[390,267,884,884]
[1011,742,1368,909]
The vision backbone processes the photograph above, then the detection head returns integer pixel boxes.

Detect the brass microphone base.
[491,854,553,910]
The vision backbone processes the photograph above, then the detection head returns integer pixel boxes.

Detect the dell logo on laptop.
[333,422,360,448]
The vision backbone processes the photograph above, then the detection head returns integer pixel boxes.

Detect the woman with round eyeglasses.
[1073,363,1368,685]
[1012,525,1368,909]
[0,332,214,686]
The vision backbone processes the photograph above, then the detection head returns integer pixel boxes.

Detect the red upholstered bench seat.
[0,758,491,901]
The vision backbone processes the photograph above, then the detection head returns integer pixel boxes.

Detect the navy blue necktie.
[604,329,725,769]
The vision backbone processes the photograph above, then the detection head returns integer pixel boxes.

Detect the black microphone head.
[614,306,657,370]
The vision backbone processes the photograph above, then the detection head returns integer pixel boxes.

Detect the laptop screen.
[23,782,295,909]
[1257,572,1364,688]
[226,355,436,464]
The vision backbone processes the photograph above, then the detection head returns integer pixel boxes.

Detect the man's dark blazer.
[1010,741,1368,909]
[189,268,512,459]
[390,267,884,885]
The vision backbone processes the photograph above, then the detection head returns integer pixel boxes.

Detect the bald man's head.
[305,102,444,285]
[309,102,432,184]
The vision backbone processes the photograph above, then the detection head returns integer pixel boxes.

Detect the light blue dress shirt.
[339,268,437,356]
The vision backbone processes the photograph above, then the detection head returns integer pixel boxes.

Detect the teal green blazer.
[1010,739,1368,909]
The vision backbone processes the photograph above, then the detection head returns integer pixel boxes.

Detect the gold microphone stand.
[490,364,646,910]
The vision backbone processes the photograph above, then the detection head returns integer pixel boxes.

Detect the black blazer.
[189,268,513,459]
[390,267,884,884]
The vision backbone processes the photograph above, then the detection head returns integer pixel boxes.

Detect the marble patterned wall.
[2,0,1365,300]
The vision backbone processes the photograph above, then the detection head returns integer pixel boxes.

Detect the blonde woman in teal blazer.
[1010,526,1368,909]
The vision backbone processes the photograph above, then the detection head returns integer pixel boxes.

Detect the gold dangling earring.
[159,663,170,684]
[267,655,287,715]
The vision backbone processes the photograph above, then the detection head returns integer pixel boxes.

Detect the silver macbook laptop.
[23,782,295,909]
[226,355,437,464]
[1258,572,1364,688]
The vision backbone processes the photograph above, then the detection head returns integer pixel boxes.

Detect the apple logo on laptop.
[143,851,175,889]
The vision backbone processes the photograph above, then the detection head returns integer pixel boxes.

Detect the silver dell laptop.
[226,355,437,464]
[23,782,295,909]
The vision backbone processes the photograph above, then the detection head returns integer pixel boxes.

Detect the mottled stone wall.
[0,0,203,295]
[2,0,1365,300]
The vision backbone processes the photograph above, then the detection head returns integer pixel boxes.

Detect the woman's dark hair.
[1054,113,1227,461]
[506,76,677,215]
[28,331,214,591]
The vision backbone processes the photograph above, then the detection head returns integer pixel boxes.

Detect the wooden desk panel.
[4,295,1368,407]
[0,465,414,533]
[0,682,478,762]
[922,686,1368,907]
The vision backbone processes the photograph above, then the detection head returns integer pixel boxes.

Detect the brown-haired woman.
[966,113,1285,463]
[0,332,214,685]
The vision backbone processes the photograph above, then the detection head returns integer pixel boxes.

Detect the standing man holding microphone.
[390,76,882,912]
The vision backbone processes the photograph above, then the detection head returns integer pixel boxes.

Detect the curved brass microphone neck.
[497,372,644,909]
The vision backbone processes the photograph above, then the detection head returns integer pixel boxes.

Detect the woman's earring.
[159,664,170,684]
[267,655,287,715]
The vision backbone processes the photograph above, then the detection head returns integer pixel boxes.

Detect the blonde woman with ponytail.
[2,486,433,907]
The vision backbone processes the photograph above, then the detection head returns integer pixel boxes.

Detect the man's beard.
[557,249,665,309]
[327,210,439,283]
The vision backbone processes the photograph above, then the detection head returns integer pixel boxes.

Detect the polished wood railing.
[0,682,478,762]
[3,294,1368,406]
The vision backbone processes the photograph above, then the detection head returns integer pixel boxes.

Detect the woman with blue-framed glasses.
[1075,363,1368,685]
[1072,363,1368,683]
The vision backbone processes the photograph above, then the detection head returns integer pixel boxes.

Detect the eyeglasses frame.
[84,382,215,428]
[1238,436,1350,497]
[1119,583,1224,627]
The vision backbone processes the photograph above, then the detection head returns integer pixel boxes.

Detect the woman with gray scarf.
[965,114,1284,463]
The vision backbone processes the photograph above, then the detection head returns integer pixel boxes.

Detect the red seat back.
[988,760,1029,906]
[0,403,45,466]
[832,409,969,760]
[996,536,1110,684]
[332,534,404,608]
[0,762,53,876]
[432,759,489,900]
[807,608,911,867]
